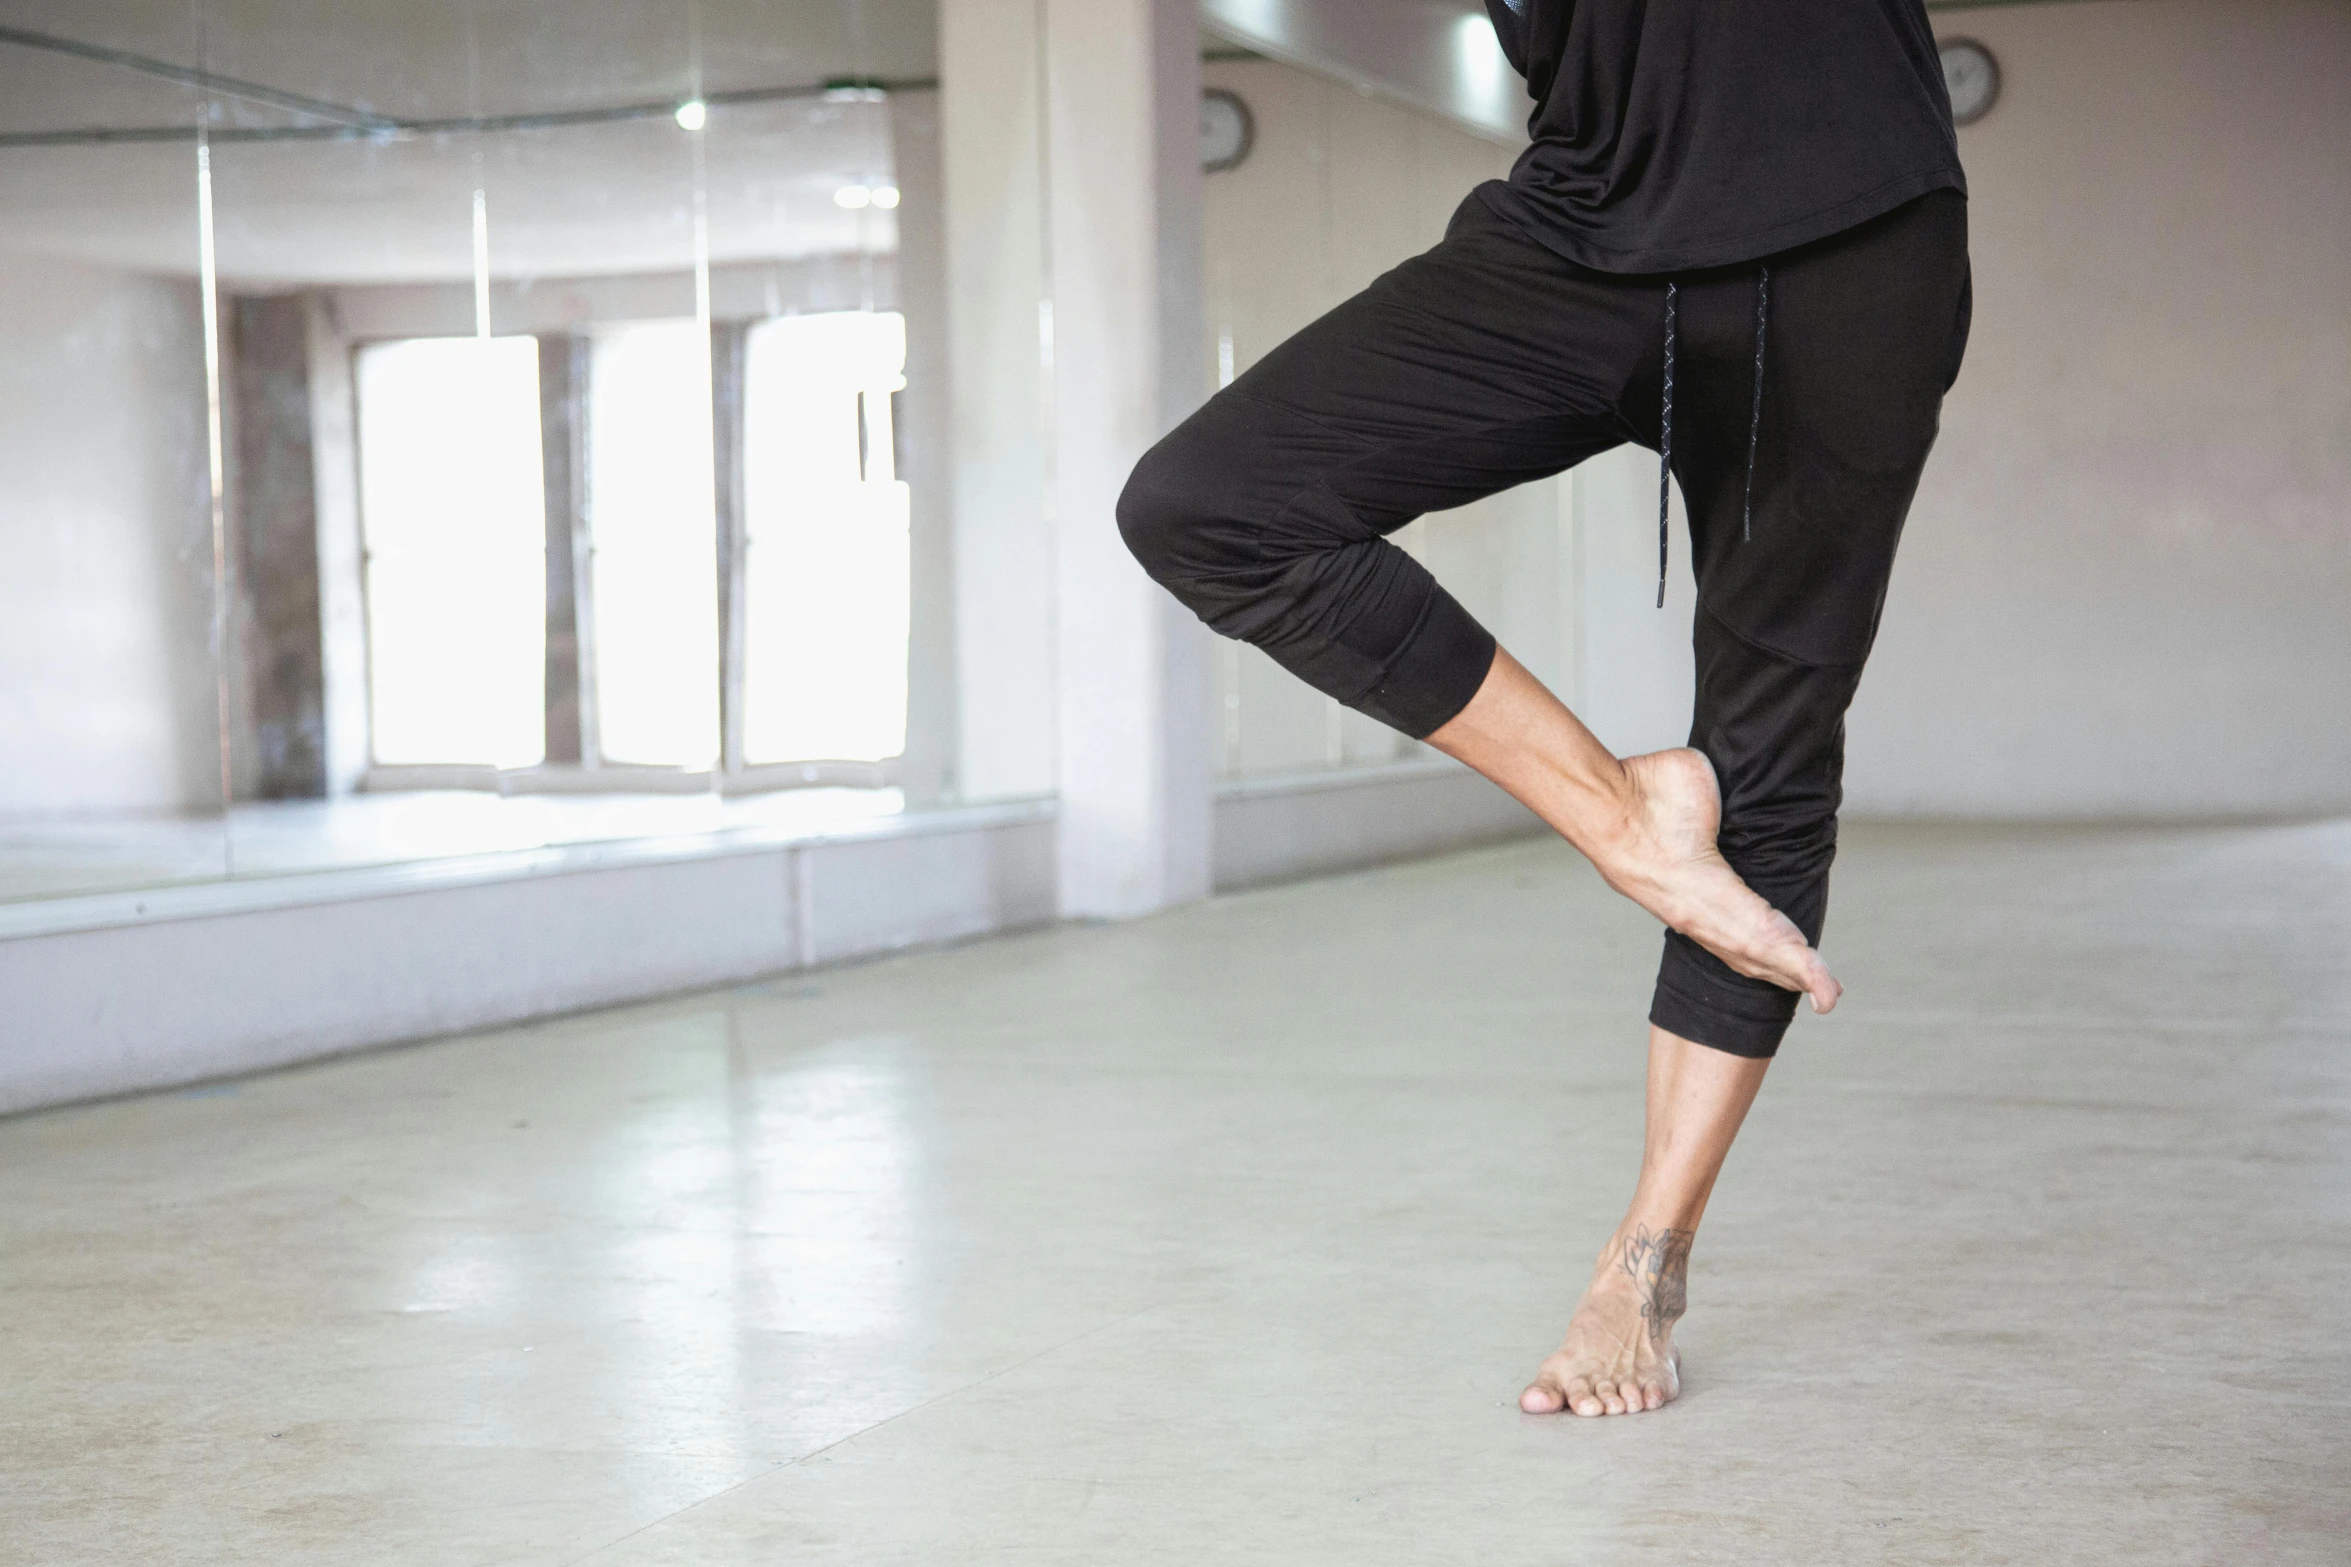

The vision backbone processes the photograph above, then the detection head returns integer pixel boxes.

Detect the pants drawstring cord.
[1743,264,1771,542]
[1656,281,1677,609]
[1660,264,1773,610]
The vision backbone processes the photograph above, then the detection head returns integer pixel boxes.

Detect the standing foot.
[1520,1224,1691,1417]
[1591,749,1841,1015]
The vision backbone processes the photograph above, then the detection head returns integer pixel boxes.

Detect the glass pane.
[586,319,719,769]
[698,79,908,792]
[194,0,747,874]
[168,0,1004,879]
[741,310,911,766]
[355,336,547,769]
[0,7,229,900]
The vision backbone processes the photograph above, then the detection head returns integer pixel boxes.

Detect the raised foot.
[1595,748,1842,1015]
[1520,1225,1690,1418]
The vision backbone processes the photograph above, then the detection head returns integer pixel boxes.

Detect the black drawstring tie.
[1656,263,1771,608]
[1656,282,1677,608]
[1743,264,1770,541]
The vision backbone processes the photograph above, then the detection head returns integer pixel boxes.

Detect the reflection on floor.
[4,821,2347,1563]
[0,787,907,903]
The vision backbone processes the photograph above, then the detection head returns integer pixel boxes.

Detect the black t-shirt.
[1477,0,1965,273]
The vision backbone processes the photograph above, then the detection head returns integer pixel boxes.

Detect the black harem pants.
[1118,190,1972,1058]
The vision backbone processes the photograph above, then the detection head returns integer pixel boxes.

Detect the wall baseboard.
[0,803,1055,1116]
[1213,757,1540,892]
[1,763,1541,1116]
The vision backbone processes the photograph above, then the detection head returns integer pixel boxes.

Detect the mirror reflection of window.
[741,311,912,767]
[354,337,547,770]
[585,320,723,770]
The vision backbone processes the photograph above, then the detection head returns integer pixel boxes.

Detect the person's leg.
[1647,189,1973,1059]
[1121,195,1841,1009]
[1521,1025,1769,1415]
[1512,191,1973,1416]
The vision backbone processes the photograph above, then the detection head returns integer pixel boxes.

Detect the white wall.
[0,255,219,818]
[1846,0,2351,817]
[1199,57,1570,780]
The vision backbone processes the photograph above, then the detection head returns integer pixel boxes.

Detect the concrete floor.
[3,820,2347,1565]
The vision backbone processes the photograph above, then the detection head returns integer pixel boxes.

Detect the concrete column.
[941,0,1056,806]
[710,320,750,775]
[227,293,328,799]
[941,0,1212,916]
[1041,0,1213,917]
[538,333,594,768]
[889,88,959,809]
[302,293,368,797]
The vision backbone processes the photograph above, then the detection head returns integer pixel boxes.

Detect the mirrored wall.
[0,4,1568,906]
[0,0,969,901]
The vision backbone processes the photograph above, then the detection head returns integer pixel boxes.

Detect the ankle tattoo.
[1618,1225,1694,1343]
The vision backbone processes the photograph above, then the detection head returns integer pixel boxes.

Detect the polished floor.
[4,820,2347,1565]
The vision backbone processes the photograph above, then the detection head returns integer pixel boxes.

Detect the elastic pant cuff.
[1648,972,1797,1060]
[1355,589,1497,739]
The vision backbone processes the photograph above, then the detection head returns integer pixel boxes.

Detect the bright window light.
[587,320,721,768]
[740,311,910,765]
[870,185,900,210]
[833,184,872,210]
[673,99,706,131]
[355,336,546,768]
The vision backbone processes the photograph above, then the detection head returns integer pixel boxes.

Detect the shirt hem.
[1474,166,1967,276]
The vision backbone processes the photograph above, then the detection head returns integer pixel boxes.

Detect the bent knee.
[1115,433,1222,588]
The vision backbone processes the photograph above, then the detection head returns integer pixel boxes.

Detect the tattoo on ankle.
[1618,1225,1694,1343]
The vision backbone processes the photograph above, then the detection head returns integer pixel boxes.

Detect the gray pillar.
[228,292,327,799]
[539,332,596,768]
[711,320,751,776]
[942,0,1214,914]
[1042,0,1213,916]
[303,294,369,796]
[890,87,959,809]
[942,0,1057,806]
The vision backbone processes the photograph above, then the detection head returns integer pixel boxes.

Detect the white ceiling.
[0,2,1265,287]
[0,0,938,128]
[0,0,920,284]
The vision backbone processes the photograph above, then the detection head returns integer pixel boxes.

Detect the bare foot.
[1521,1224,1691,1417]
[1590,749,1841,1015]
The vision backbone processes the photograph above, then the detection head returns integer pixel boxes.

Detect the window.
[741,311,910,765]
[353,336,546,768]
[348,313,913,784]
[585,321,721,768]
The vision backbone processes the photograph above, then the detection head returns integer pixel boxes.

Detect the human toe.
[1566,1375,1604,1417]
[1519,1378,1566,1414]
[1803,954,1842,1014]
